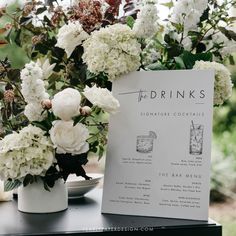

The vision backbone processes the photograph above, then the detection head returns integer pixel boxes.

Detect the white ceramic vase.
[18,178,68,213]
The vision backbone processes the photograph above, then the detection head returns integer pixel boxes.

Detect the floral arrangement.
[0,0,235,191]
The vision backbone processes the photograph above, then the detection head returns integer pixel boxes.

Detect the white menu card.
[102,70,214,221]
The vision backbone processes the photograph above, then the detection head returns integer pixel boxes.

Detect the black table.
[0,189,221,236]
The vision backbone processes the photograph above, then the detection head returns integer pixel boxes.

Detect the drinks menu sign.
[102,70,214,221]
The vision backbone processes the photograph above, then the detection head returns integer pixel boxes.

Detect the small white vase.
[18,178,68,213]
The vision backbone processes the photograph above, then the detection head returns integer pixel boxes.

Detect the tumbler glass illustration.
[136,131,157,153]
[189,122,204,155]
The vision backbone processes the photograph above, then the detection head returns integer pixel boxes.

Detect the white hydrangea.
[0,125,54,181]
[83,85,120,114]
[50,120,89,155]
[21,61,49,121]
[82,24,141,80]
[133,3,159,39]
[56,21,89,57]
[193,61,233,105]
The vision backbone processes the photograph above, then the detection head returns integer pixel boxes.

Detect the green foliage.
[177,51,213,69]
[211,66,236,201]
[23,174,35,187]
[4,179,22,192]
[145,62,167,70]
[211,139,236,202]
[219,27,236,41]
[126,16,135,29]
[161,1,174,9]
[213,70,236,134]
[0,3,29,68]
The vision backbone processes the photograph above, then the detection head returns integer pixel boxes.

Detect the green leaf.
[4,179,22,192]
[126,16,135,29]
[161,1,173,9]
[145,62,167,70]
[174,57,186,69]
[200,7,209,22]
[93,141,99,147]
[43,181,51,192]
[7,69,21,82]
[73,115,85,126]
[196,42,207,53]
[180,51,212,69]
[32,119,52,132]
[35,43,49,55]
[164,34,171,44]
[14,29,21,46]
[170,22,183,32]
[229,55,235,65]
[98,145,104,161]
[47,111,56,123]
[45,0,58,7]
[228,17,236,23]
[23,174,34,187]
[43,15,52,26]
[219,27,236,41]
[36,6,47,15]
[20,16,33,26]
[0,88,4,100]
[5,28,12,43]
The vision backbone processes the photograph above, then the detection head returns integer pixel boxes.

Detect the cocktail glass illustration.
[189,121,204,155]
[136,131,157,153]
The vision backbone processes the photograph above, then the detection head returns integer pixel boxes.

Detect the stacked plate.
[66,173,103,199]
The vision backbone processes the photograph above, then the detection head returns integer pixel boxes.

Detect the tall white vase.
[18,178,68,213]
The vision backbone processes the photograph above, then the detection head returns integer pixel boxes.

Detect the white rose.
[50,120,89,155]
[52,88,81,121]
[56,21,89,57]
[83,85,120,114]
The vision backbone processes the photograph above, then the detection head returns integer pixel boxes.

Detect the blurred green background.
[1,2,236,236]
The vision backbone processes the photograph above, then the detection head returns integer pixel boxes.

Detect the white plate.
[66,173,103,187]
[66,173,103,198]
[67,184,98,198]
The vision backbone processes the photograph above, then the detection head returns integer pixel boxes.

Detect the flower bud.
[0,8,6,18]
[23,3,34,16]
[80,106,92,116]
[41,99,52,110]
[4,23,12,30]
[32,35,43,45]
[4,90,14,103]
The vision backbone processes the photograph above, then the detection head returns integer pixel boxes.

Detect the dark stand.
[0,189,222,236]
